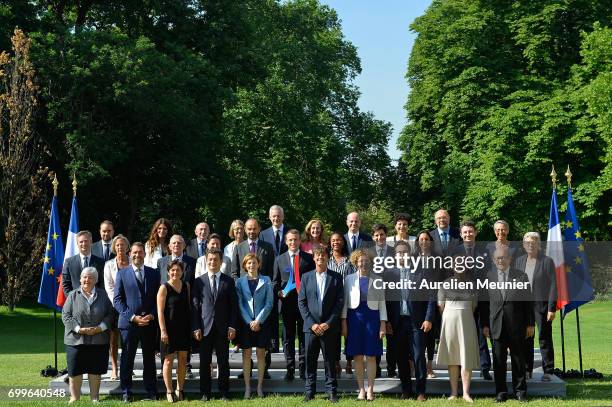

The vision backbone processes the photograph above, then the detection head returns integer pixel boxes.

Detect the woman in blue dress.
[342,249,387,401]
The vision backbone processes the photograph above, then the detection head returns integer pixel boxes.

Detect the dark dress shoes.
[121,394,131,403]
[516,392,528,403]
[200,394,210,402]
[328,392,339,403]
[219,394,230,402]
[303,393,315,402]
[482,370,493,380]
[400,392,413,400]
[284,370,295,381]
[495,392,508,403]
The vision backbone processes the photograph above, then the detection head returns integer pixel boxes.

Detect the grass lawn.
[0,300,610,406]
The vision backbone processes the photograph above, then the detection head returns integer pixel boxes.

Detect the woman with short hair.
[62,267,115,403]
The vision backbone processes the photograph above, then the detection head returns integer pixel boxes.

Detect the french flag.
[56,196,79,307]
[546,188,569,310]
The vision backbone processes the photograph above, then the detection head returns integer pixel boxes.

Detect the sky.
[319,0,432,161]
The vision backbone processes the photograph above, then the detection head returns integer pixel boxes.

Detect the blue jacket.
[113,265,160,329]
[236,275,274,325]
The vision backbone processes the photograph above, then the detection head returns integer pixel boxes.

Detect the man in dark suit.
[157,235,196,286]
[486,220,522,264]
[91,220,115,261]
[344,211,373,255]
[514,232,557,381]
[453,220,493,380]
[298,247,344,403]
[385,240,436,401]
[273,229,315,380]
[62,230,105,296]
[260,205,289,257]
[191,248,238,401]
[185,222,209,259]
[428,209,461,256]
[370,223,395,378]
[113,242,161,402]
[482,246,535,403]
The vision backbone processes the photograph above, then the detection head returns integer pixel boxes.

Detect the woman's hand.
[379,321,386,339]
[160,329,169,344]
[250,320,261,332]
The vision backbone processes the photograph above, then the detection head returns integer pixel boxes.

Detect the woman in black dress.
[157,259,191,402]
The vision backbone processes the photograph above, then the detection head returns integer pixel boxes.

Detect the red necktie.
[294,253,301,292]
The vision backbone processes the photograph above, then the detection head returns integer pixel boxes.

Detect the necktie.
[199,242,205,257]
[294,254,301,292]
[352,235,357,251]
[500,272,507,300]
[83,256,89,268]
[441,232,448,250]
[212,274,217,300]
[135,268,143,283]
[378,247,383,257]
[275,230,281,254]
[103,244,110,261]
[250,241,256,254]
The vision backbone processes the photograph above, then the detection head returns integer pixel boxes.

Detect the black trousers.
[386,333,397,372]
[526,308,554,374]
[199,326,230,397]
[474,307,491,371]
[120,324,157,397]
[281,303,305,374]
[492,328,527,397]
[395,315,427,395]
[304,331,338,395]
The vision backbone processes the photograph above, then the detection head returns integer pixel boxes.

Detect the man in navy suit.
[385,240,436,401]
[273,229,315,380]
[344,212,373,255]
[428,209,461,256]
[62,230,105,296]
[298,247,344,403]
[114,242,161,402]
[91,220,115,261]
[191,248,238,401]
[260,205,289,257]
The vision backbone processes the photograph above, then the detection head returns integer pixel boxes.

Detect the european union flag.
[37,196,64,311]
[562,187,595,316]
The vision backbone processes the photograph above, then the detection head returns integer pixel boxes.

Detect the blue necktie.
[352,235,357,251]
[199,242,205,257]
[441,231,448,250]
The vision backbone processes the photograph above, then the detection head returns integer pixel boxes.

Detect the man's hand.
[143,314,154,322]
[526,326,535,338]
[386,324,394,335]
[278,291,285,299]
[133,316,149,326]
[311,324,322,336]
[193,329,202,341]
[483,326,490,338]
[421,321,432,333]
[228,327,236,341]
[319,323,329,332]
[547,311,556,322]
[79,327,94,335]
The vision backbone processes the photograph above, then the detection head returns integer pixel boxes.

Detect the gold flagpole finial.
[72,174,77,197]
[565,165,573,190]
[52,174,59,197]
[550,165,557,189]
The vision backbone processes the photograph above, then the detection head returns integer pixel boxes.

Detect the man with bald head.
[343,211,373,255]
[186,222,210,259]
[428,209,461,256]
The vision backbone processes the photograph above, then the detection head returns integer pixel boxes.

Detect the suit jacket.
[61,253,105,296]
[485,241,523,263]
[62,287,114,346]
[185,238,207,260]
[157,255,197,288]
[370,244,395,275]
[298,269,344,334]
[514,254,557,313]
[341,273,387,320]
[384,266,436,329]
[113,265,160,329]
[236,275,274,325]
[481,268,535,341]
[231,239,275,279]
[429,227,461,256]
[191,272,238,337]
[344,232,374,255]
[92,240,115,261]
[260,225,289,257]
[272,250,315,312]
[452,243,491,281]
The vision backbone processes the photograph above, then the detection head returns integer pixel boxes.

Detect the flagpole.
[52,175,59,373]
[551,166,567,373]
[565,166,584,378]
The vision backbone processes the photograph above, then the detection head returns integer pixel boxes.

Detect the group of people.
[61,206,558,404]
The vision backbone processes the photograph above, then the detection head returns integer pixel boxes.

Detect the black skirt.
[240,319,271,349]
[65,344,109,377]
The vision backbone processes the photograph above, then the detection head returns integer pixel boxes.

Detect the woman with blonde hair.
[300,219,328,254]
[223,219,245,275]
[144,218,173,268]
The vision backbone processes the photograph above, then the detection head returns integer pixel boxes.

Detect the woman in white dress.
[144,218,172,268]
[436,256,480,402]
[103,234,130,380]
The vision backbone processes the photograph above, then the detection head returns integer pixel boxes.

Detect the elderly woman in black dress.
[157,259,191,402]
[62,267,115,403]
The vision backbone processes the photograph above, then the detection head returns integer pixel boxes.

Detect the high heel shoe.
[166,392,176,403]
[174,389,184,401]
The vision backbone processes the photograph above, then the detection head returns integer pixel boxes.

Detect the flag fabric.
[562,187,594,316]
[56,197,79,307]
[546,188,569,310]
[37,197,65,311]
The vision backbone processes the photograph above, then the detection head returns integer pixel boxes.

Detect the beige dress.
[435,280,480,370]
